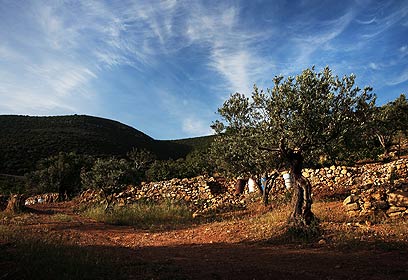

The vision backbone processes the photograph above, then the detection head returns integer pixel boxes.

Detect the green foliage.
[146,149,214,182]
[372,94,408,157]
[24,152,93,197]
[0,115,194,177]
[210,132,278,177]
[126,148,156,183]
[81,157,133,208]
[211,66,377,175]
[82,200,193,229]
[0,174,25,194]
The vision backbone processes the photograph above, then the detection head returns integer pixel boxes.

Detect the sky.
[0,0,407,139]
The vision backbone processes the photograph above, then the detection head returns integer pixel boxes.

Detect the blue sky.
[0,0,407,139]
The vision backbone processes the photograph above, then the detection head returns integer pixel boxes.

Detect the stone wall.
[298,158,408,218]
[79,176,247,216]
[342,183,408,219]
[24,193,59,205]
[25,158,408,219]
[300,159,407,200]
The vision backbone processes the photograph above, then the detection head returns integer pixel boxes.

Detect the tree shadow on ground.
[2,238,407,280]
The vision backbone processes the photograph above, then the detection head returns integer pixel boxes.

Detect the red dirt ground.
[2,202,408,280]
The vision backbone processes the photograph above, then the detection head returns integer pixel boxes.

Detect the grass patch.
[82,199,193,229]
[51,213,73,222]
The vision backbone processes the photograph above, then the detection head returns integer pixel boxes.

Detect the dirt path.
[3,202,408,280]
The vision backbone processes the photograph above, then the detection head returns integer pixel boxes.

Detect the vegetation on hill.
[0,115,201,176]
[0,77,406,201]
[0,115,215,195]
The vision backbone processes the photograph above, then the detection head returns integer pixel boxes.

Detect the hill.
[170,135,215,151]
[0,115,211,175]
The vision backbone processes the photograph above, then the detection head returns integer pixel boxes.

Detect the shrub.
[81,157,132,210]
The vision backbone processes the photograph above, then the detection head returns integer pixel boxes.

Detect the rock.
[345,203,359,211]
[388,191,408,207]
[387,206,406,214]
[388,212,404,218]
[343,195,357,205]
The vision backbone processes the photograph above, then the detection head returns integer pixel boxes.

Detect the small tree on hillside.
[372,94,408,158]
[212,66,375,227]
[127,148,156,183]
[25,152,92,199]
[81,157,131,210]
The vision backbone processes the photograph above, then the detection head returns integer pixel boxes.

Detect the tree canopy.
[372,94,408,157]
[212,66,376,173]
[211,66,377,225]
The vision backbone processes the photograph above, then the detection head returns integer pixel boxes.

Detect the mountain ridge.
[0,114,213,175]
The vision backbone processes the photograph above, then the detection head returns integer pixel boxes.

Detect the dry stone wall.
[340,159,408,218]
[79,176,247,216]
[20,159,408,220]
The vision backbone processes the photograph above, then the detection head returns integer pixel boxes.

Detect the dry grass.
[82,199,193,229]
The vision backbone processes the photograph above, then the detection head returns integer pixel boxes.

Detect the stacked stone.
[77,175,245,215]
[343,182,408,218]
[302,165,356,200]
[24,193,59,205]
[387,188,408,218]
[74,158,408,219]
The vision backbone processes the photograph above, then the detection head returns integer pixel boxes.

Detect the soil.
[2,201,408,280]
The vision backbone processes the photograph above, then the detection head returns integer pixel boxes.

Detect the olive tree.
[372,94,408,158]
[212,66,375,226]
[81,157,131,210]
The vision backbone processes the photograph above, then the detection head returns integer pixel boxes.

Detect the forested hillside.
[0,115,209,175]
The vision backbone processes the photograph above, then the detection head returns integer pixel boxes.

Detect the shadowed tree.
[212,66,376,227]
[372,94,408,159]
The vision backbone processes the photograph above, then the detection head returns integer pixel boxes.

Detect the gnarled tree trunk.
[286,150,314,226]
[5,194,26,213]
[262,172,279,206]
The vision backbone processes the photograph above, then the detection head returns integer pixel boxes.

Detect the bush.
[81,157,132,209]
[24,152,93,198]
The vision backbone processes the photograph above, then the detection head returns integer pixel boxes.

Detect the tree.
[25,152,92,199]
[212,66,375,226]
[372,94,408,158]
[81,157,131,210]
[127,148,156,183]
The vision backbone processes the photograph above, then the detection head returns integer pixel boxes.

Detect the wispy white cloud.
[289,11,355,69]
[26,62,97,97]
[361,4,408,39]
[387,68,408,86]
[184,3,274,96]
[0,0,407,138]
[369,62,379,70]
[399,45,408,57]
[182,117,213,136]
[355,17,376,25]
[0,44,23,61]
